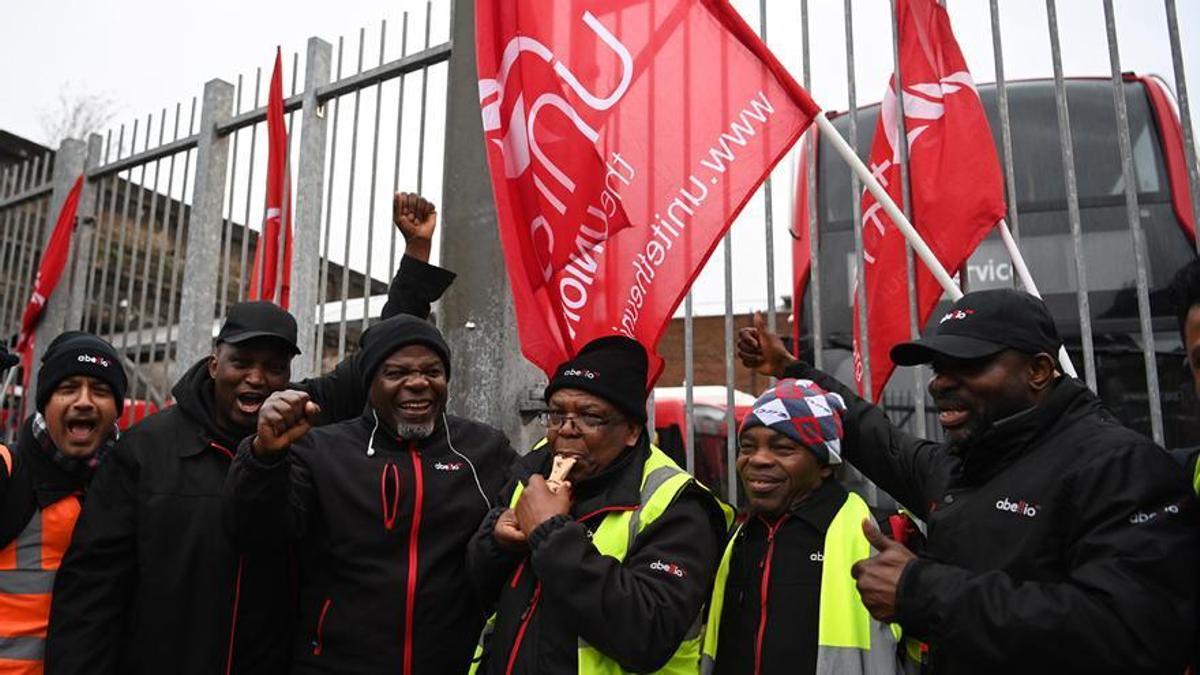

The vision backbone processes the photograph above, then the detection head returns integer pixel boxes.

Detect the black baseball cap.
[891,289,1062,366]
[215,301,301,355]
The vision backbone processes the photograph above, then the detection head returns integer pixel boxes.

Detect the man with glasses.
[739,289,1197,673]
[466,335,730,674]
[226,314,515,674]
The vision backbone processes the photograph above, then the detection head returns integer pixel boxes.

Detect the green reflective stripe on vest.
[703,492,902,675]
[581,444,700,674]
[700,522,742,675]
[474,442,723,674]
[817,492,871,648]
[1192,456,1200,496]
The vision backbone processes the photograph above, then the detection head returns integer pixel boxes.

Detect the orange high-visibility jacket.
[0,443,82,674]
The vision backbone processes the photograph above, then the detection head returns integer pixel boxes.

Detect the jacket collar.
[355,407,450,455]
[172,358,254,457]
[746,477,848,535]
[956,376,1089,484]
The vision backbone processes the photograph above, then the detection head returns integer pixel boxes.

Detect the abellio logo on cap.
[939,308,976,324]
[78,354,113,368]
[562,368,598,380]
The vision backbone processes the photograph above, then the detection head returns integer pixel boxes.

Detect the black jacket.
[45,255,454,675]
[467,436,728,674]
[786,362,1199,675]
[712,479,850,675]
[225,411,516,675]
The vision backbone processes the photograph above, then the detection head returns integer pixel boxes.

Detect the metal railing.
[0,2,449,437]
[1,1,1197,501]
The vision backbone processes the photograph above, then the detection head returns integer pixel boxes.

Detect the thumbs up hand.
[736,310,797,378]
[252,390,321,459]
[850,517,917,622]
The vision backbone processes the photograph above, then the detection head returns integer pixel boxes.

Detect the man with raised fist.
[225,315,515,674]
[47,193,455,675]
[739,289,1198,674]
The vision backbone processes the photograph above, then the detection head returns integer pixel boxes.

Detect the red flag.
[248,48,293,309]
[16,175,85,355]
[852,0,1006,399]
[791,127,817,355]
[476,0,820,383]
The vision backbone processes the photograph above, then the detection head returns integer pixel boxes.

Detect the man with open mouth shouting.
[225,315,516,674]
[0,332,126,674]
[47,193,455,675]
[738,289,1198,675]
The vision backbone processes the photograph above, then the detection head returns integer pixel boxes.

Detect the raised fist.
[393,192,437,262]
[252,389,321,458]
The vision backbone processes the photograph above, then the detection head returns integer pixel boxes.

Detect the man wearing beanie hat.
[466,335,731,675]
[225,313,516,674]
[0,331,126,673]
[738,288,1199,674]
[48,192,461,675]
[701,378,905,675]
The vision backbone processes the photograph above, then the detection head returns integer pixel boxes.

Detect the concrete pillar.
[291,37,333,380]
[174,79,234,381]
[439,0,546,453]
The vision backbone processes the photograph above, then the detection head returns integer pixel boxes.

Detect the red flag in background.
[248,48,293,309]
[852,0,1006,400]
[16,175,85,355]
[476,0,820,383]
[791,127,817,356]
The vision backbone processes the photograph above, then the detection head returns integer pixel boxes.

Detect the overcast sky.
[1,0,1197,318]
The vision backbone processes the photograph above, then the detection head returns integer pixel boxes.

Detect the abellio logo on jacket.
[649,560,686,578]
[995,497,1038,518]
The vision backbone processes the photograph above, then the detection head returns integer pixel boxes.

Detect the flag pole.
[814,112,963,301]
[996,218,1078,377]
[814,112,1079,378]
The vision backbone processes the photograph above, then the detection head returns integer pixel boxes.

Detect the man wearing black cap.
[225,314,515,674]
[47,193,456,675]
[0,332,126,673]
[466,335,731,674]
[739,289,1198,674]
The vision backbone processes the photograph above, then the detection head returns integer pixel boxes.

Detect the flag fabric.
[476,0,821,384]
[16,174,85,355]
[248,47,293,309]
[791,127,817,355]
[852,0,1006,400]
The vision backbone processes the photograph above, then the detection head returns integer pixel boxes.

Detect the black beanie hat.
[358,315,451,389]
[544,335,648,423]
[36,331,128,414]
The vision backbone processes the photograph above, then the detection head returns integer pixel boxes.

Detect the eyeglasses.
[542,411,611,431]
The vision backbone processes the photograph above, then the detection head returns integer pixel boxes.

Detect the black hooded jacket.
[466,435,728,674]
[45,255,454,675]
[785,362,1199,675]
[225,410,516,674]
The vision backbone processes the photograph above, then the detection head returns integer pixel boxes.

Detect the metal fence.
[0,2,450,438]
[1,1,1198,510]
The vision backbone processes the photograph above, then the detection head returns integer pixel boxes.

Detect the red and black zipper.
[501,504,637,675]
[753,514,790,675]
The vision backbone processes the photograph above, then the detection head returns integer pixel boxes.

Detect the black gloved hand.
[0,345,18,371]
